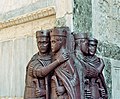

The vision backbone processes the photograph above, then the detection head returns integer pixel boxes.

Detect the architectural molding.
[0,7,56,29]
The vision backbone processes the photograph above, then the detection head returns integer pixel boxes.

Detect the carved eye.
[51,41,55,44]
[38,41,41,44]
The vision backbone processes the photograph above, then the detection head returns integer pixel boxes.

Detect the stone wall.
[73,0,120,99]
[92,0,120,99]
[0,0,74,98]
[0,7,56,98]
[0,0,55,22]
[73,0,92,33]
[1,0,119,98]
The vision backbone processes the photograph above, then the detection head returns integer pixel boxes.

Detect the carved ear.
[59,37,63,44]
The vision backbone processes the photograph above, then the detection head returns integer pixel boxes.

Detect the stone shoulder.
[30,53,39,61]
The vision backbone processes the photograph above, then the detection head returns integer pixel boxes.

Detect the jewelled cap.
[50,27,69,37]
[36,30,50,38]
[89,38,98,45]
[73,33,88,40]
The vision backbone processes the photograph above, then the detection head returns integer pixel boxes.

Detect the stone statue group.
[24,27,108,99]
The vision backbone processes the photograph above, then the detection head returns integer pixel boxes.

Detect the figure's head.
[36,30,50,54]
[88,38,98,56]
[74,33,89,55]
[50,27,68,53]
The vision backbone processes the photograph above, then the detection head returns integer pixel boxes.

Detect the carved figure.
[50,27,80,99]
[83,38,108,99]
[73,33,100,99]
[24,27,108,99]
[24,30,69,99]
[73,33,89,99]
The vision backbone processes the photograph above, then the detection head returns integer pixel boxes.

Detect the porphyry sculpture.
[73,33,108,99]
[24,27,107,99]
[83,38,108,99]
[50,27,80,99]
[24,30,69,99]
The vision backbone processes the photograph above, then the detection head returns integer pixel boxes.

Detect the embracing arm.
[28,53,69,78]
[36,60,60,77]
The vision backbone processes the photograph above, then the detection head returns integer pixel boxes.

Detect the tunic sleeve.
[28,60,43,78]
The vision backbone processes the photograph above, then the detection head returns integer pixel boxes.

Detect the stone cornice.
[0,7,56,29]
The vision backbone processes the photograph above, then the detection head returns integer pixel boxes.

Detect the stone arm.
[66,58,75,74]
[99,73,108,94]
[97,58,105,73]
[35,60,62,77]
[98,59,107,96]
[28,53,69,78]
[81,61,99,78]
